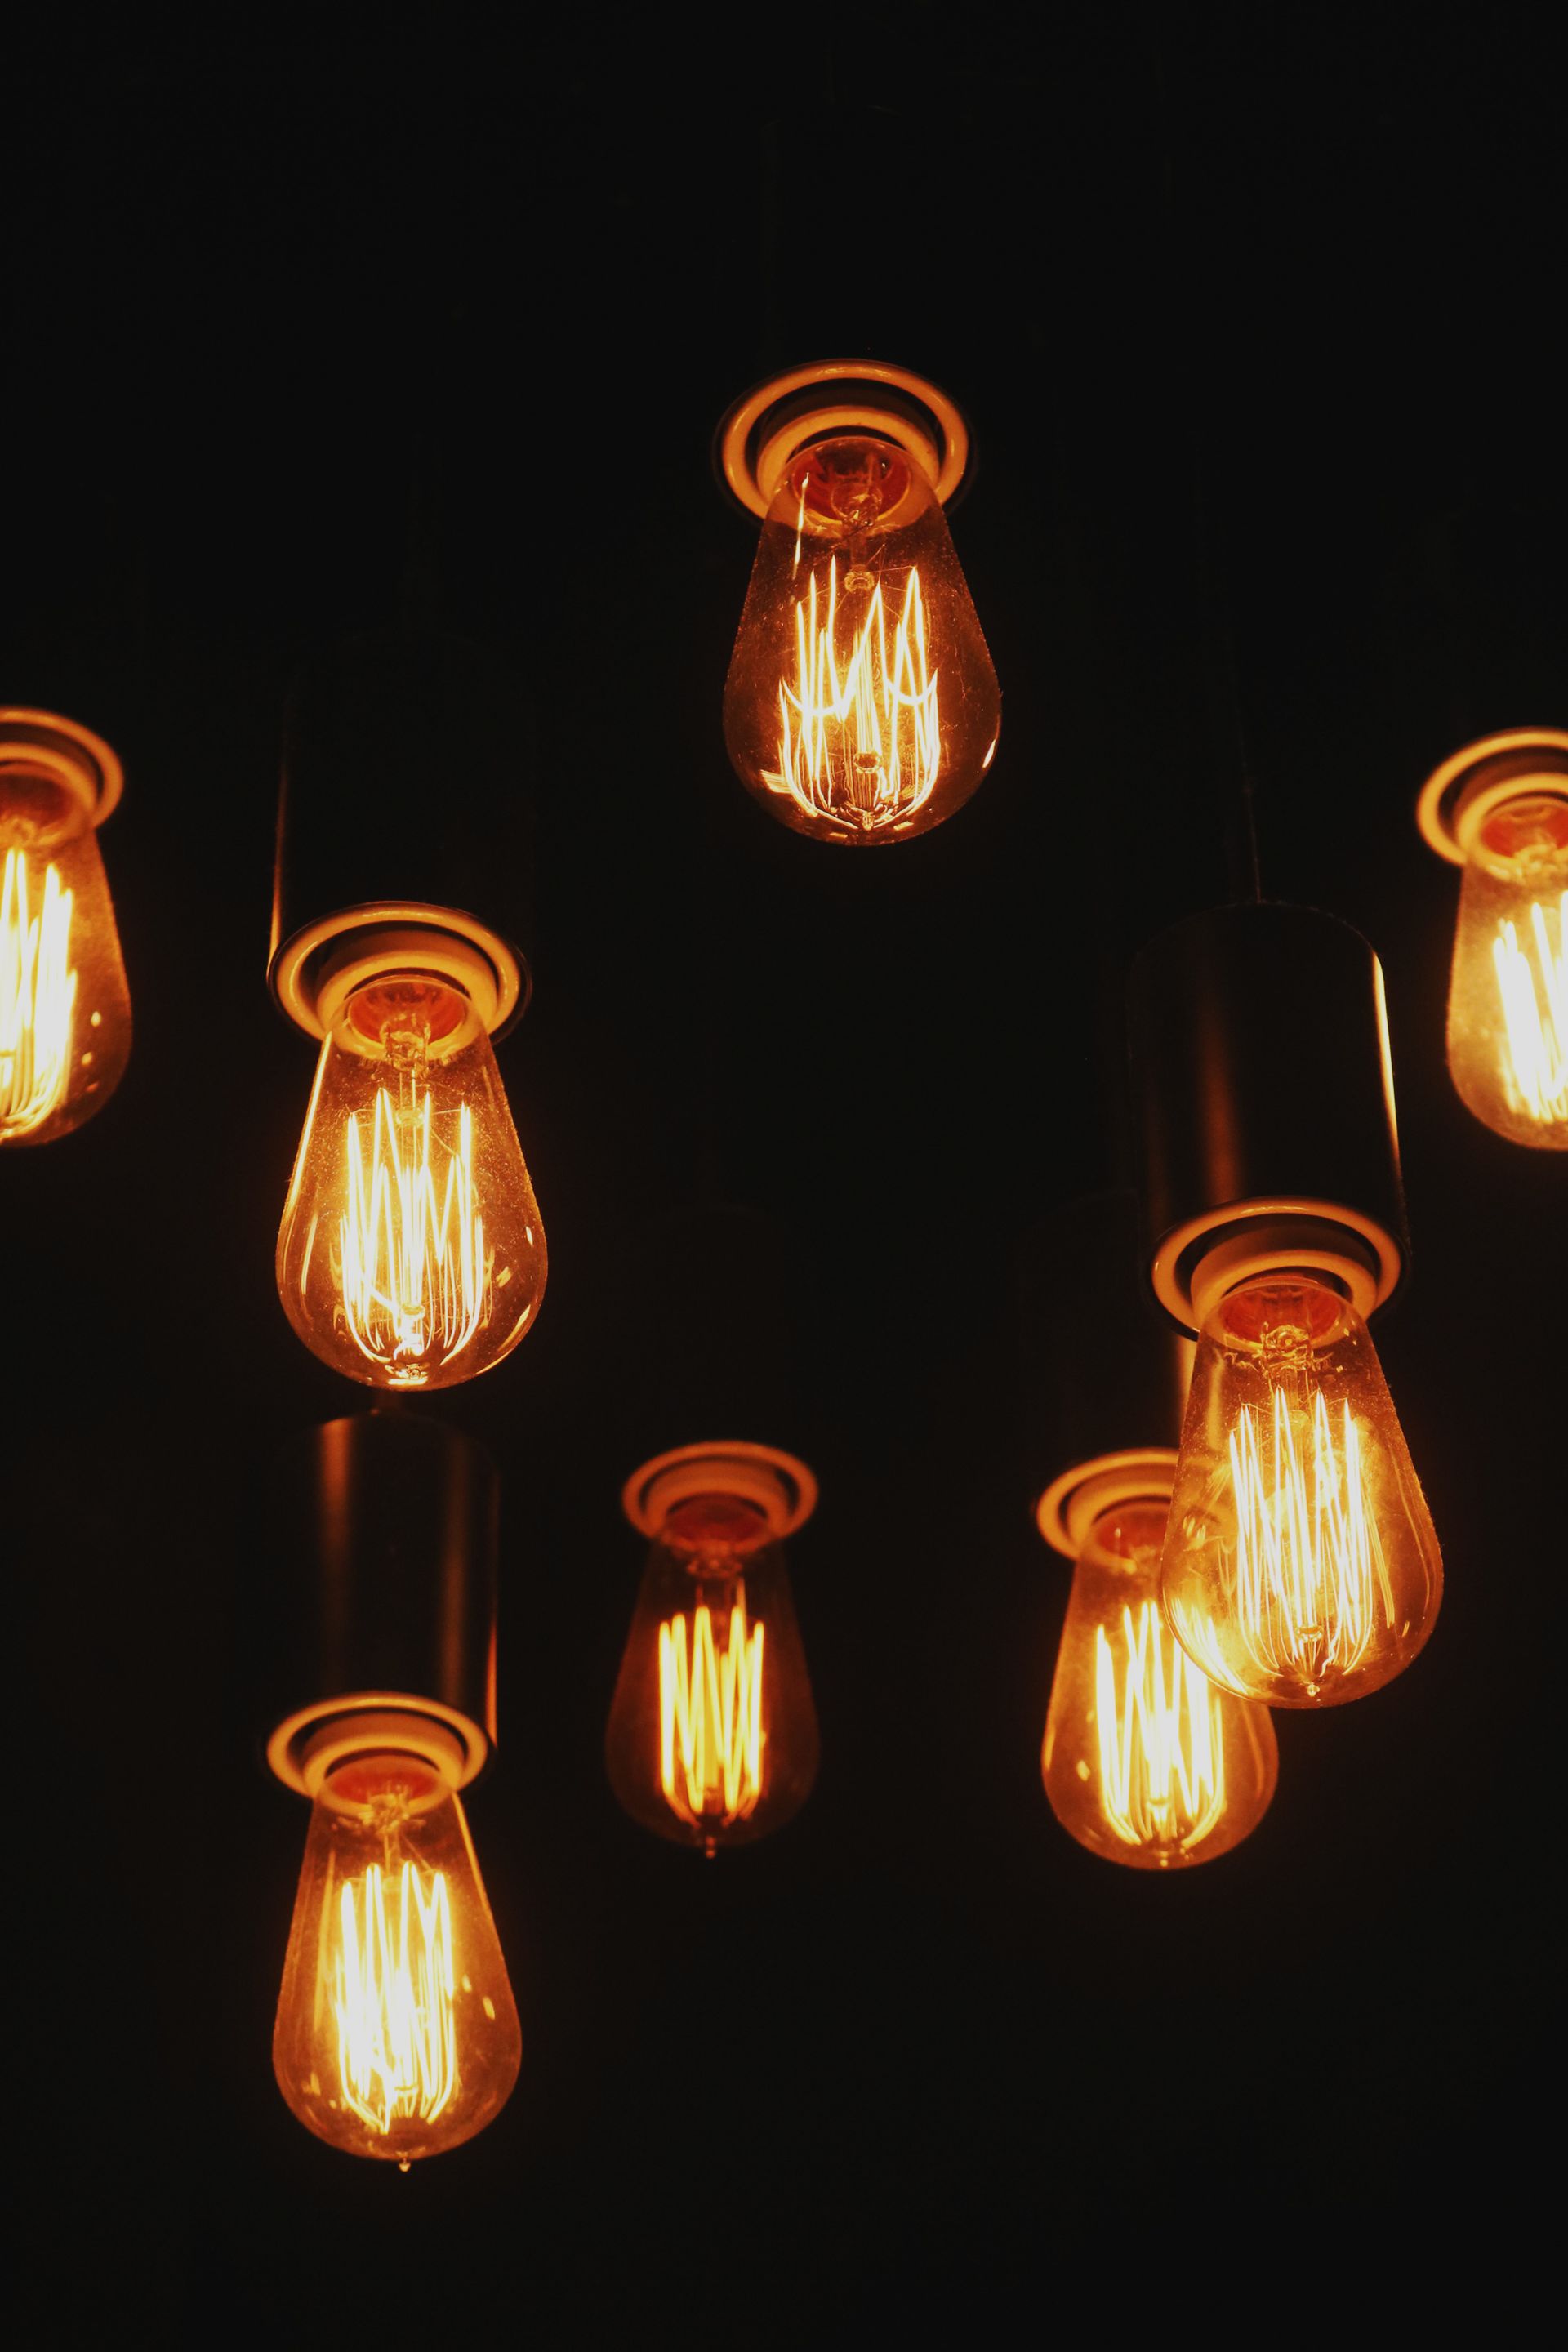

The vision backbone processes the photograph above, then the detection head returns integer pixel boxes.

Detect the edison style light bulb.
[605,1494,818,1854]
[1160,1276,1442,1707]
[0,734,130,1146]
[277,973,546,1388]
[723,435,1000,844]
[1446,792,1568,1147]
[273,1753,520,2162]
[1043,1500,1277,1869]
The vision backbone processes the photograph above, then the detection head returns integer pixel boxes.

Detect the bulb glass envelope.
[607,1445,819,1854]
[1042,1495,1277,1869]
[277,969,546,1389]
[1419,729,1568,1147]
[0,710,130,1146]
[273,1749,520,2163]
[1160,1275,1442,1707]
[719,371,999,844]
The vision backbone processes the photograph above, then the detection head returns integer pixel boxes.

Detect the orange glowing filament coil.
[1205,1391,1394,1693]
[1493,891,1567,1124]
[0,849,77,1137]
[332,1860,458,2138]
[658,1595,765,1826]
[1094,1602,1227,1854]
[772,555,940,835]
[336,1081,492,1379]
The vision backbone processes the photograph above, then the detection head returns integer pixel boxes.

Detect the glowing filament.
[332,1862,457,2136]
[659,1595,765,1825]
[771,559,940,834]
[1221,1391,1396,1694]
[1492,892,1568,1123]
[0,849,77,1138]
[1094,1603,1227,1855]
[336,1080,491,1381]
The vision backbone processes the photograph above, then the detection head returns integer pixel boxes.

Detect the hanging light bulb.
[606,1445,819,1855]
[1127,902,1444,1708]
[277,953,545,1389]
[1418,729,1568,1147]
[1042,1495,1277,1869]
[0,708,130,1147]
[716,363,1000,843]
[273,1733,520,2163]
[262,1414,519,2162]
[1160,1272,1442,1708]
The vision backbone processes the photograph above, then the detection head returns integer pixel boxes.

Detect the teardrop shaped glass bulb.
[273,1754,521,2163]
[277,973,546,1388]
[1446,792,1568,1147]
[1160,1276,1443,1707]
[605,1494,819,1853]
[0,764,130,1146]
[723,435,1000,843]
[1043,1500,1278,1869]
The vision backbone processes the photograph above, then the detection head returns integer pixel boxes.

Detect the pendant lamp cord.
[1150,32,1265,906]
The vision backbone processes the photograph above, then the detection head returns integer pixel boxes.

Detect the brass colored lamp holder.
[269,902,528,1045]
[715,359,971,519]
[0,707,123,839]
[622,1441,818,1539]
[1036,1449,1179,1561]
[1416,727,1568,866]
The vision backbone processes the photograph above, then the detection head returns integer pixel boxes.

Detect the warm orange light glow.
[1161,1277,1442,1707]
[724,436,1000,844]
[274,1755,520,2163]
[332,1860,457,2138]
[1446,796,1568,1147]
[659,1593,765,1827]
[278,977,546,1388]
[607,1494,817,1853]
[776,558,941,834]
[1043,1500,1276,1869]
[1,849,76,1136]
[0,769,130,1147]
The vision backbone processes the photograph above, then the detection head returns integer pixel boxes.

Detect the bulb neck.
[271,905,524,1043]
[0,709,122,841]
[1417,727,1568,866]
[715,359,971,519]
[622,1441,818,1540]
[1036,1449,1179,1561]
[1187,1215,1381,1330]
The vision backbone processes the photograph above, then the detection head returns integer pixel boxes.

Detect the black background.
[7,6,1563,2332]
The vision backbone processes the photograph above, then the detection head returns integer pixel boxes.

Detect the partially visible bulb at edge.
[1446,791,1568,1147]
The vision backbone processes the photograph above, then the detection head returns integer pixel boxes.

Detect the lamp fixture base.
[269,901,528,1042]
[0,706,122,838]
[622,1441,818,1539]
[1036,1449,1179,1561]
[715,359,971,520]
[1417,727,1568,866]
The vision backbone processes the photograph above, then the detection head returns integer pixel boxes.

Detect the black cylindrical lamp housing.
[1126,902,1408,1331]
[258,1412,500,1791]
[269,629,536,1039]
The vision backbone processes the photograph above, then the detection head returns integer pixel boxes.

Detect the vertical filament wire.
[658,1593,766,1825]
[1493,892,1568,1122]
[1094,1602,1227,1854]
[1224,1391,1396,1691]
[0,850,76,1138]
[772,558,941,832]
[336,1074,491,1380]
[332,1861,457,2136]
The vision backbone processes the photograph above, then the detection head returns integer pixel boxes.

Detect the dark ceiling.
[8,5,1562,2332]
